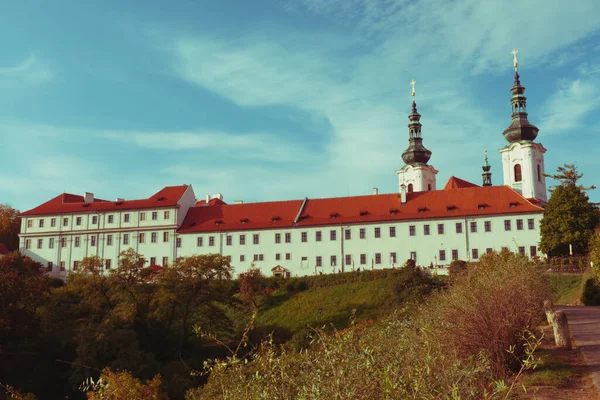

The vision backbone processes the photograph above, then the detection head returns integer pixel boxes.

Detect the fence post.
[552,310,572,350]
[543,299,554,324]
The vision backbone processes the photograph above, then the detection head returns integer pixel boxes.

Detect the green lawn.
[547,273,586,305]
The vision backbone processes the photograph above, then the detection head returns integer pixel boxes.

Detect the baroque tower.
[499,50,547,202]
[482,149,492,186]
[396,80,438,193]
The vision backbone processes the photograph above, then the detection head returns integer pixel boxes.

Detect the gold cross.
[511,49,518,70]
[410,79,416,97]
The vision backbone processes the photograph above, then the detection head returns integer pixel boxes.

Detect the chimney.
[115,198,125,202]
[373,187,379,195]
[205,194,210,203]
[234,200,244,204]
[84,192,94,203]
[213,193,224,200]
[400,184,407,204]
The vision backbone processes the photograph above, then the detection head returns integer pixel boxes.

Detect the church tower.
[499,50,547,202]
[396,80,438,193]
[482,150,492,186]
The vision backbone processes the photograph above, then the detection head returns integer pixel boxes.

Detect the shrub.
[581,278,600,306]
[448,259,468,277]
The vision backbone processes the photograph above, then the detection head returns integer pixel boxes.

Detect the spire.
[482,149,492,186]
[502,49,539,142]
[402,80,432,165]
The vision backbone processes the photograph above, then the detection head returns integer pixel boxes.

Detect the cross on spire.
[511,49,518,71]
[410,79,416,99]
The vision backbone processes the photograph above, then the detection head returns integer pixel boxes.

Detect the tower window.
[408,183,414,193]
[428,183,432,191]
[537,164,541,182]
[514,164,522,182]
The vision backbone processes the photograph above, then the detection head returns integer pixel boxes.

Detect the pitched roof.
[20,185,190,216]
[178,199,304,233]
[443,176,479,190]
[0,243,10,255]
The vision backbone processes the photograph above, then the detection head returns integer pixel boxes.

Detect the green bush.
[581,278,600,306]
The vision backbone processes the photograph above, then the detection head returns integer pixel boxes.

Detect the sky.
[1,0,600,212]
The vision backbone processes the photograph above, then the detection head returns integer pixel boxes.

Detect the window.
[516,219,523,230]
[150,257,156,265]
[123,234,129,245]
[316,256,322,266]
[151,232,157,243]
[37,238,43,249]
[484,221,492,232]
[409,225,416,236]
[74,236,81,247]
[240,255,245,262]
[423,224,430,235]
[285,253,291,260]
[360,254,367,265]
[61,237,67,248]
[345,229,351,240]
[49,238,55,249]
[195,237,203,247]
[124,214,130,223]
[138,233,145,244]
[455,222,463,234]
[470,221,477,233]
[528,219,535,230]
[519,246,526,256]
[374,227,381,238]
[50,218,56,227]
[162,257,168,266]
[301,232,308,242]
[47,261,53,272]
[389,226,396,237]
[226,235,232,246]
[27,220,32,228]
[176,238,182,248]
[152,212,158,220]
[452,249,459,260]
[437,224,445,235]
[504,220,511,231]
[259,254,264,261]
[76,217,82,226]
[60,261,65,272]
[345,255,352,265]
[73,261,79,271]
[514,164,522,182]
[486,248,493,254]
[63,218,69,227]
[92,216,98,224]
[164,210,170,219]
[108,215,114,224]
[209,236,215,246]
[375,253,381,264]
[316,231,322,241]
[331,255,337,266]
[253,234,260,245]
[330,230,337,241]
[439,250,446,261]
[530,246,537,258]
[105,259,111,270]
[285,233,291,243]
[275,233,281,243]
[39,219,44,228]
[89,236,96,247]
[253,254,258,261]
[240,235,246,245]
[410,252,417,262]
[390,252,397,263]
[140,212,146,221]
[472,249,479,259]
[276,253,281,260]
[163,232,169,242]
[408,183,414,193]
[537,165,541,182]
[360,228,366,239]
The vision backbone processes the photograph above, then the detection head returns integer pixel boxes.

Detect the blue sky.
[1,0,600,211]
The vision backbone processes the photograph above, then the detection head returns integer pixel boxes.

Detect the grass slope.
[547,273,586,305]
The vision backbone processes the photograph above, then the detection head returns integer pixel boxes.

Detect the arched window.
[428,183,432,191]
[537,164,541,182]
[514,164,522,182]
[408,183,414,193]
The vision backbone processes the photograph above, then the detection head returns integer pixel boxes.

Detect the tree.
[590,235,600,283]
[238,268,271,308]
[540,164,599,256]
[0,204,20,251]
[83,367,168,400]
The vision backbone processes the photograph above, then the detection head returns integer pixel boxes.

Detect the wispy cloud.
[0,53,53,84]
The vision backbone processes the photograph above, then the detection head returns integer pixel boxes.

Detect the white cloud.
[0,53,53,84]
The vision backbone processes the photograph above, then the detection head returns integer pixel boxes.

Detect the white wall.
[500,141,547,202]
[396,164,438,192]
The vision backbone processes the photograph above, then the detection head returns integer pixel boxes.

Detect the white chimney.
[234,200,244,204]
[205,194,210,203]
[115,198,125,202]
[213,193,224,200]
[84,192,94,203]
[400,184,407,204]
[373,187,379,195]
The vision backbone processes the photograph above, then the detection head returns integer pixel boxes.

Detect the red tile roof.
[178,199,304,233]
[0,243,10,255]
[443,176,479,190]
[20,185,190,216]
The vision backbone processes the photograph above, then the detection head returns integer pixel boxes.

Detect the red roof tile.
[0,243,10,255]
[178,199,304,233]
[443,176,479,190]
[20,185,190,216]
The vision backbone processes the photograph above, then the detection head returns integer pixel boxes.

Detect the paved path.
[558,306,600,393]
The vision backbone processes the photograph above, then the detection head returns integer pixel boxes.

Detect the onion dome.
[402,80,432,165]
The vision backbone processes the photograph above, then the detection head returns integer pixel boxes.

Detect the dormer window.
[115,201,123,206]
[329,212,339,219]
[359,210,368,216]
[271,216,280,223]
[188,221,196,227]
[509,202,519,208]
[82,203,90,208]
[240,218,248,224]
[418,207,428,214]
[156,196,166,201]
[389,209,398,215]
[477,204,488,210]
[214,220,223,225]
[446,205,456,211]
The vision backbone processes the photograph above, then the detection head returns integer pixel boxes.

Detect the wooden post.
[543,299,554,324]
[552,310,572,350]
